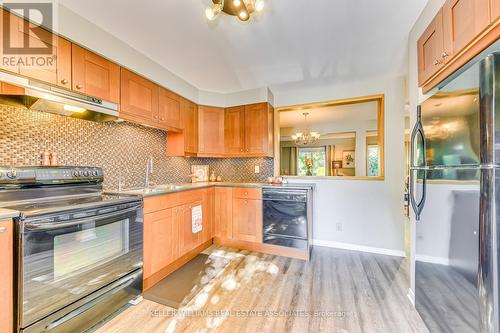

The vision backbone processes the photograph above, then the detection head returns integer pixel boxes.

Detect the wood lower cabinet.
[214,187,233,239]
[442,0,490,61]
[144,208,178,279]
[0,219,13,333]
[120,68,159,125]
[142,189,212,289]
[71,44,120,103]
[231,188,263,243]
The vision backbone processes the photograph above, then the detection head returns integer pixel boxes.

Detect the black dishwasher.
[262,188,310,249]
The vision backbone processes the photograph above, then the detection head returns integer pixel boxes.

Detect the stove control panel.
[0,166,104,184]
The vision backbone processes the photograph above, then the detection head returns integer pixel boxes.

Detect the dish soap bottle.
[209,171,216,182]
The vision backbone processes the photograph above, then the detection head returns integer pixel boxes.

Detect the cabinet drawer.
[232,187,262,200]
[143,189,206,214]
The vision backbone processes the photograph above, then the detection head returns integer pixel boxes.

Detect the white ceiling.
[279,101,378,128]
[59,0,428,94]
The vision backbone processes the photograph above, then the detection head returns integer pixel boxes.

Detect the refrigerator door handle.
[409,106,427,221]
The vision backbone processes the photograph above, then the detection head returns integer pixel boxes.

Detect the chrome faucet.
[145,157,154,188]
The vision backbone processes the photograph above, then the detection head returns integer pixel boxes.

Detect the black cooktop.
[4,193,141,218]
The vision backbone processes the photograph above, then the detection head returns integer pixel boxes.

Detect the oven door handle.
[45,271,139,331]
[24,205,140,231]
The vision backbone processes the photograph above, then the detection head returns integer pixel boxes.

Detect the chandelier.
[292,113,320,145]
[206,0,265,21]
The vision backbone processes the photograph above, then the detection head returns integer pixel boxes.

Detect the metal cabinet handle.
[434,59,443,66]
[0,226,7,233]
[61,79,68,84]
[76,84,83,89]
[441,52,449,58]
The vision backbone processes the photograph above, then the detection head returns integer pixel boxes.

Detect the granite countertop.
[0,208,20,220]
[114,181,315,198]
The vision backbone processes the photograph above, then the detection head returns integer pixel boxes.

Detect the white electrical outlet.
[254,165,260,173]
[336,223,342,232]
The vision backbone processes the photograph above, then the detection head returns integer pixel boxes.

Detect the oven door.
[18,201,143,329]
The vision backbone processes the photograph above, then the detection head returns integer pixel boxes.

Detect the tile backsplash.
[0,106,274,189]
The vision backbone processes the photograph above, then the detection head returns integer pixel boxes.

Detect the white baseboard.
[415,254,449,266]
[312,239,406,257]
[407,288,415,306]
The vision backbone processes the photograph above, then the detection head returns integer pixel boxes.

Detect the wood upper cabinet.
[492,0,500,22]
[159,87,183,130]
[224,103,274,157]
[244,103,272,155]
[144,208,178,279]
[232,197,263,243]
[442,0,490,61]
[16,19,72,89]
[418,9,445,85]
[214,187,233,239]
[198,106,224,154]
[71,44,120,103]
[0,219,13,333]
[120,68,159,124]
[224,106,246,154]
[183,99,198,153]
[0,10,21,74]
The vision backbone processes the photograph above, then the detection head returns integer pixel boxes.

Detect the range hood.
[0,71,119,122]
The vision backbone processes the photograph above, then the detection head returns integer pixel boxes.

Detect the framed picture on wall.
[342,150,355,169]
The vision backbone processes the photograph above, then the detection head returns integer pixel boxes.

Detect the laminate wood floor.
[95,246,429,333]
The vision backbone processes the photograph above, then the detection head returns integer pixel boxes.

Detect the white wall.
[407,0,447,299]
[273,75,407,255]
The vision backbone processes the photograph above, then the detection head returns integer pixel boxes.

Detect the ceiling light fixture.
[292,113,320,145]
[205,0,265,21]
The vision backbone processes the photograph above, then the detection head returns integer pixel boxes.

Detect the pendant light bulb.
[254,0,265,12]
[238,10,248,20]
[205,4,221,20]
[233,0,241,7]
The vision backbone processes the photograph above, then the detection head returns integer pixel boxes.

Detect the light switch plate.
[254,165,260,174]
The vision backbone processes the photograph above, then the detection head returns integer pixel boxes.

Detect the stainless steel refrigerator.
[410,45,500,332]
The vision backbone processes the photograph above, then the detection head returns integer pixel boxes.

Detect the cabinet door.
[418,9,445,85]
[0,220,13,333]
[215,187,233,239]
[17,19,71,88]
[182,99,198,153]
[198,106,224,154]
[158,87,182,130]
[71,44,120,103]
[0,10,20,74]
[201,188,214,243]
[491,0,500,22]
[120,68,159,123]
[443,0,490,60]
[244,103,270,155]
[224,106,245,154]
[180,202,203,255]
[144,209,174,278]
[232,198,262,243]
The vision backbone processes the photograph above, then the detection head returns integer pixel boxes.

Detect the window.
[367,145,380,177]
[297,147,326,176]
